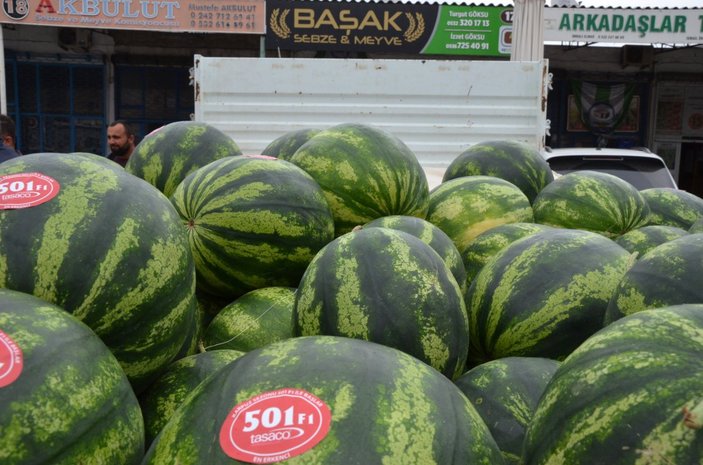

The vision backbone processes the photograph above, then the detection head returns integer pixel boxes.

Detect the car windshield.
[546,156,677,190]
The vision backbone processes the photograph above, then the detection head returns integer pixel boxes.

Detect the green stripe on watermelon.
[523,304,703,465]
[454,357,560,465]
[532,170,650,237]
[614,224,688,257]
[363,214,467,292]
[139,349,245,446]
[290,123,430,235]
[466,228,632,365]
[0,152,197,392]
[126,121,242,198]
[442,140,554,203]
[202,286,296,352]
[605,233,703,325]
[690,216,703,233]
[262,128,321,161]
[293,227,468,379]
[0,289,144,465]
[142,336,505,465]
[640,187,703,229]
[170,155,335,299]
[426,175,534,255]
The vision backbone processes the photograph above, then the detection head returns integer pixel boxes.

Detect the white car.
[542,147,678,190]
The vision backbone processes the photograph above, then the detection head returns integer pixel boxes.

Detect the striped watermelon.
[202,287,296,352]
[462,222,553,285]
[466,228,632,365]
[0,289,144,465]
[443,140,554,203]
[614,224,688,257]
[640,187,703,229]
[142,336,505,465]
[454,357,560,465]
[139,349,245,446]
[262,128,321,161]
[532,170,650,238]
[523,304,703,465]
[126,121,242,198]
[426,176,534,255]
[605,233,703,325]
[290,123,429,236]
[0,152,197,392]
[691,217,703,233]
[363,215,466,292]
[293,227,468,379]
[170,155,335,300]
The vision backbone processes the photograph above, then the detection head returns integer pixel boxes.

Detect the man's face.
[107,124,134,157]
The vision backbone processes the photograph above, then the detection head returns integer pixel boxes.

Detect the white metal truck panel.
[193,55,549,167]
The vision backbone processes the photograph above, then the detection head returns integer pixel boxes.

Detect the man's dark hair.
[108,119,134,138]
[0,114,16,141]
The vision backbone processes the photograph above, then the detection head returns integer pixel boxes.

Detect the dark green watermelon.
[170,155,335,300]
[466,228,632,364]
[290,123,429,235]
[293,227,468,379]
[364,215,466,292]
[614,224,688,257]
[0,152,197,392]
[640,187,703,229]
[126,120,242,198]
[533,170,650,238]
[142,336,506,465]
[454,357,560,465]
[262,128,321,161]
[202,287,296,352]
[0,289,144,464]
[443,140,554,203]
[523,304,703,465]
[605,233,703,325]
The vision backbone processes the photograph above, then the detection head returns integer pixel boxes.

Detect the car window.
[546,156,677,190]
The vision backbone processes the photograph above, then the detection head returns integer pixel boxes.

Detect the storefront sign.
[0,0,265,34]
[266,0,511,56]
[544,8,703,44]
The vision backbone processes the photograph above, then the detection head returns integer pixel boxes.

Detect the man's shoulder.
[0,146,20,163]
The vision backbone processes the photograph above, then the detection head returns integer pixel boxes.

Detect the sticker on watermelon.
[0,329,23,388]
[0,172,60,210]
[219,388,332,463]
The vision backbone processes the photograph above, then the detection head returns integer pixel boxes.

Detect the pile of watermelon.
[1,123,701,465]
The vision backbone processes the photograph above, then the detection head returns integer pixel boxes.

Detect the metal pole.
[0,26,7,114]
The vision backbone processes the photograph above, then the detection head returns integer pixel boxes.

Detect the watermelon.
[293,227,468,379]
[202,286,296,352]
[262,128,321,161]
[454,357,560,465]
[0,289,143,465]
[605,233,703,325]
[426,176,534,255]
[532,170,650,238]
[691,217,703,233]
[142,336,506,465]
[139,349,245,446]
[363,215,466,292]
[290,123,429,235]
[442,140,554,203]
[0,152,197,392]
[640,187,703,229]
[614,224,688,257]
[462,222,553,284]
[523,304,703,465]
[170,155,335,299]
[126,121,242,198]
[466,228,632,365]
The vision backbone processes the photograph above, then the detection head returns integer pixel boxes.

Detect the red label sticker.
[0,172,60,210]
[219,388,332,463]
[0,329,23,388]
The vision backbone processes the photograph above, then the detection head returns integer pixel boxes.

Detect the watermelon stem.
[682,400,703,429]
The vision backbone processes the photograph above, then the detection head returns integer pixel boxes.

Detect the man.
[0,114,21,163]
[107,120,136,167]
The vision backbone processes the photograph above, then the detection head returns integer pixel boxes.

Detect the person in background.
[107,120,136,167]
[0,114,21,163]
